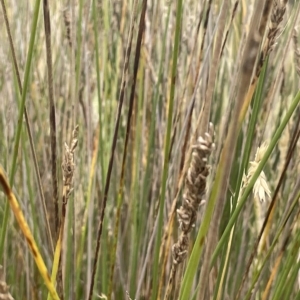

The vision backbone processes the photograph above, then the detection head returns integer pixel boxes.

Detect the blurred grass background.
[0,0,300,299]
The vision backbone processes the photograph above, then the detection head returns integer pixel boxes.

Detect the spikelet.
[265,0,288,55]
[0,266,14,300]
[63,8,72,48]
[244,141,271,254]
[256,0,288,77]
[164,123,215,300]
[245,142,271,202]
[293,28,300,78]
[173,123,215,263]
[62,125,79,205]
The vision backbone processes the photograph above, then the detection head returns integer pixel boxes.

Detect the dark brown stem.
[108,0,147,298]
[87,1,138,299]
[43,0,59,237]
[200,0,230,137]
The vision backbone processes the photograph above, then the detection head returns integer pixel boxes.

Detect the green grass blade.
[0,0,41,261]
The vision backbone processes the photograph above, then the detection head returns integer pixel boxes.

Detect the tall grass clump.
[0,0,300,299]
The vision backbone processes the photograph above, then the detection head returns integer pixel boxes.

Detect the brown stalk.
[261,236,291,300]
[87,1,138,298]
[198,0,271,298]
[220,0,239,58]
[237,0,274,126]
[43,0,59,238]
[199,0,230,137]
[168,0,206,156]
[108,0,147,298]
[262,248,284,300]
[0,0,54,254]
[66,2,78,297]
[210,1,241,186]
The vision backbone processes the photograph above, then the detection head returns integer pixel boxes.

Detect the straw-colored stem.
[0,167,60,300]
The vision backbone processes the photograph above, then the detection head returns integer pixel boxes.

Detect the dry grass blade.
[0,167,60,300]
[261,241,285,300]
[262,178,300,300]
[43,0,59,237]
[199,0,230,137]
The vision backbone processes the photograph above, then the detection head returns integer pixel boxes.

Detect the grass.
[0,0,300,299]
